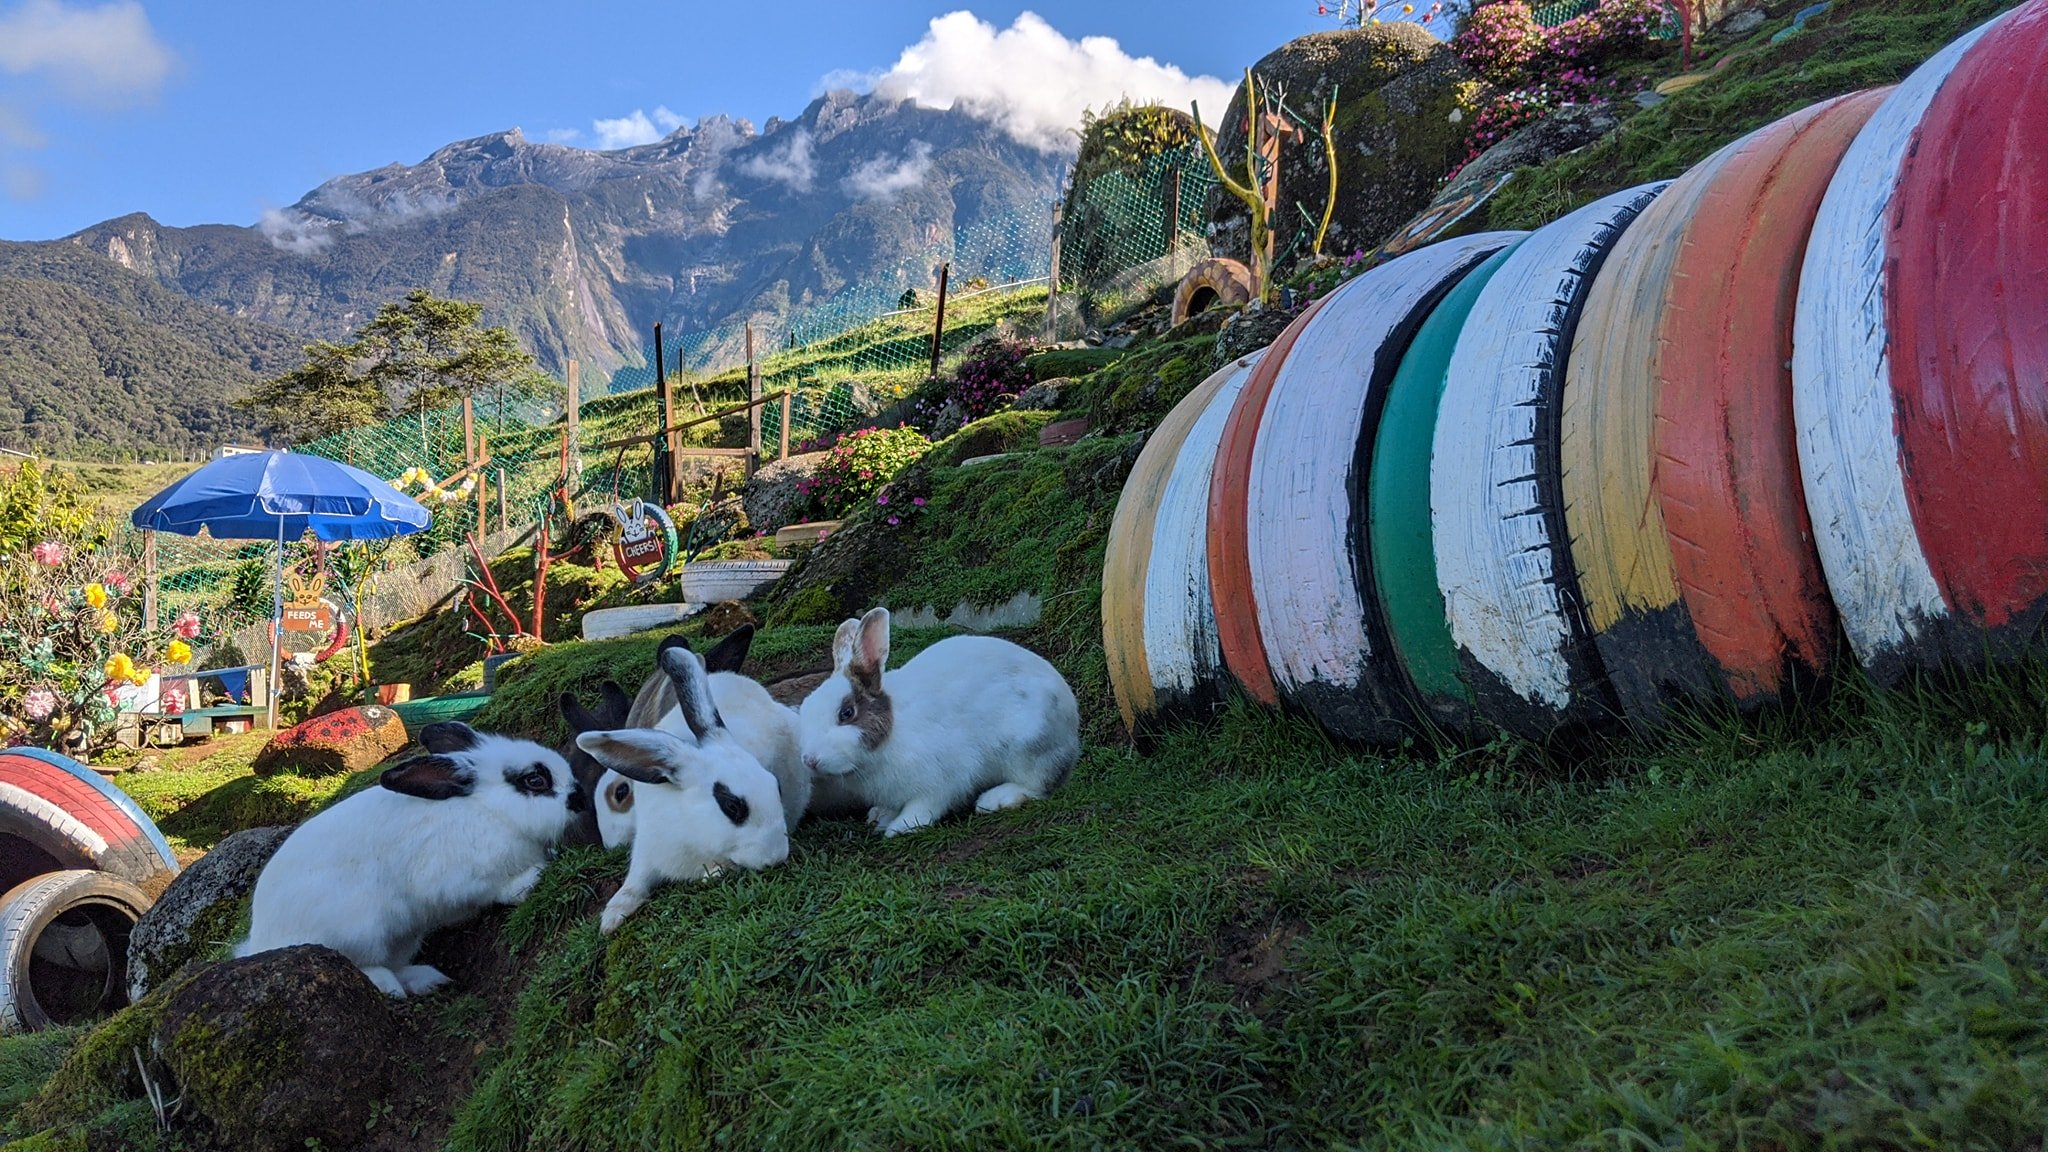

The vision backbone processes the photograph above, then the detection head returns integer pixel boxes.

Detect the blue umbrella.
[131,450,430,541]
[131,450,432,728]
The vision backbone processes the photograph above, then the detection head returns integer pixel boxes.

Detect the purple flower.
[876,494,889,506]
[887,516,900,526]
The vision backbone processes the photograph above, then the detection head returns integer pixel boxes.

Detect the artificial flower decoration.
[166,639,193,665]
[83,582,107,609]
[173,610,203,640]
[30,541,65,566]
[104,652,138,685]
[104,571,132,594]
[22,689,57,720]
[97,611,119,634]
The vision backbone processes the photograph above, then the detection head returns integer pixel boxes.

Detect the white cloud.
[0,0,174,107]
[844,141,933,202]
[864,11,1233,152]
[0,103,44,149]
[256,207,333,255]
[590,104,686,150]
[739,128,814,192]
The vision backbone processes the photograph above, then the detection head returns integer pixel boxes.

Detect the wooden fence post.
[496,468,508,533]
[779,391,792,461]
[1045,202,1063,343]
[142,530,159,632]
[655,323,678,505]
[928,261,950,382]
[1166,167,1183,281]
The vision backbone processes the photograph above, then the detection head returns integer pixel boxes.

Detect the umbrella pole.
[269,520,283,730]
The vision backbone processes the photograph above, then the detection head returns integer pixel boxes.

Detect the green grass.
[0,1029,81,1132]
[111,738,360,852]
[436,674,2048,1149]
[1487,0,2022,231]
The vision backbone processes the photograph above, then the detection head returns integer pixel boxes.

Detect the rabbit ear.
[418,721,480,755]
[575,729,686,785]
[659,645,724,740]
[657,632,693,658]
[559,692,605,735]
[851,607,890,688]
[701,624,755,674]
[380,754,474,800]
[831,618,862,674]
[598,680,633,724]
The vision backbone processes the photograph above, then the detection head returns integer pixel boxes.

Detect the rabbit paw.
[362,966,407,998]
[866,805,899,830]
[397,965,452,996]
[498,864,543,905]
[881,800,941,838]
[600,886,648,935]
[973,783,1038,813]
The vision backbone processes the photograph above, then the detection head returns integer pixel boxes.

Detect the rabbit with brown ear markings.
[797,607,1080,837]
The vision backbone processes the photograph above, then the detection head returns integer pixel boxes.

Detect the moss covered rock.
[158,945,396,1152]
[1205,25,1483,267]
[927,411,1056,468]
[126,825,290,1003]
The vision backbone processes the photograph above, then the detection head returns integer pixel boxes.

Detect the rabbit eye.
[606,779,634,812]
[515,767,553,796]
[713,781,750,826]
[837,701,857,725]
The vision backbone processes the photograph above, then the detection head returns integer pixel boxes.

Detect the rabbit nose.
[803,755,821,772]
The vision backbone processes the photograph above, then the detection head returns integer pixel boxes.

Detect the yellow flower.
[166,640,192,664]
[105,652,136,683]
[98,611,119,634]
[131,666,151,686]
[84,583,107,609]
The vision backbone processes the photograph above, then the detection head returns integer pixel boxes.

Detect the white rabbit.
[235,722,583,998]
[576,625,808,848]
[558,678,632,849]
[797,607,1080,837]
[575,643,792,934]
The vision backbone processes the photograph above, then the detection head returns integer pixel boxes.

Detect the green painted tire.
[1367,242,1522,734]
[390,692,491,732]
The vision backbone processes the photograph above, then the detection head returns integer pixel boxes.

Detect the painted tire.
[1141,357,1264,726]
[614,502,680,587]
[1650,89,1888,708]
[1170,259,1255,327]
[1371,241,1525,734]
[0,748,180,897]
[1431,182,1666,739]
[1104,351,1266,733]
[1246,232,1523,743]
[0,869,150,1034]
[1208,297,1334,706]
[1793,6,2042,681]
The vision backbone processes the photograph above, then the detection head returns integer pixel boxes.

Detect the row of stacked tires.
[1103,1,2047,743]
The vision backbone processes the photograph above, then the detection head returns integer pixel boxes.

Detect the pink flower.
[876,494,889,506]
[887,516,900,526]
[104,571,131,594]
[173,610,202,640]
[30,541,65,566]
[22,689,57,720]
[912,497,926,507]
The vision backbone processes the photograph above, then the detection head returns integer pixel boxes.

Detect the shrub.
[926,336,1034,426]
[1454,0,1545,85]
[796,426,932,518]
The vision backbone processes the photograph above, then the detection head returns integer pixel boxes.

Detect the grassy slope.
[1487,0,2019,230]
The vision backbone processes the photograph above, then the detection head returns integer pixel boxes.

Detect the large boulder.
[741,450,830,533]
[250,704,408,778]
[1205,25,1484,267]
[127,825,292,1002]
[157,945,398,1152]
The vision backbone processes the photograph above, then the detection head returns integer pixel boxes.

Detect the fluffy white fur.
[797,607,1081,837]
[577,646,792,934]
[595,671,807,848]
[236,726,578,998]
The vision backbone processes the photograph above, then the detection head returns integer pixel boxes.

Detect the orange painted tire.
[1207,298,1332,706]
[1170,259,1254,327]
[1104,352,1266,734]
[1651,89,1887,706]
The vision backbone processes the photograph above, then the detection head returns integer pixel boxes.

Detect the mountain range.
[0,89,1067,459]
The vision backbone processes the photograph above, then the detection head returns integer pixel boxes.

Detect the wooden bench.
[157,666,269,741]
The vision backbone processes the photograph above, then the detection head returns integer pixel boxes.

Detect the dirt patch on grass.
[1206,914,1307,1014]
[931,822,1026,864]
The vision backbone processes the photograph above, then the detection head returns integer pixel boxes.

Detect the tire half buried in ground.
[0,869,151,1034]
[1792,5,2036,682]
[1649,88,1888,708]
[1431,182,1666,739]
[1104,351,1266,734]
[1371,240,1526,736]
[1245,231,1524,743]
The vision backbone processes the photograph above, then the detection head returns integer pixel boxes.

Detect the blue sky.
[0,1,1352,242]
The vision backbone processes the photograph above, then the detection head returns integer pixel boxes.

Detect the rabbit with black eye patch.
[797,607,1080,837]
[575,643,791,934]
[235,721,585,997]
[573,624,809,851]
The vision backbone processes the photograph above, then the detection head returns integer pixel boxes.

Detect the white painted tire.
[1141,354,1264,717]
[0,869,150,1034]
[1431,183,1667,739]
[1246,231,1523,743]
[1790,10,2011,682]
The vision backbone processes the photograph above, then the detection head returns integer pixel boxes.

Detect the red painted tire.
[1208,297,1333,706]
[0,869,151,1034]
[1244,231,1522,743]
[1794,4,2044,681]
[0,748,180,898]
[1650,89,1886,708]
